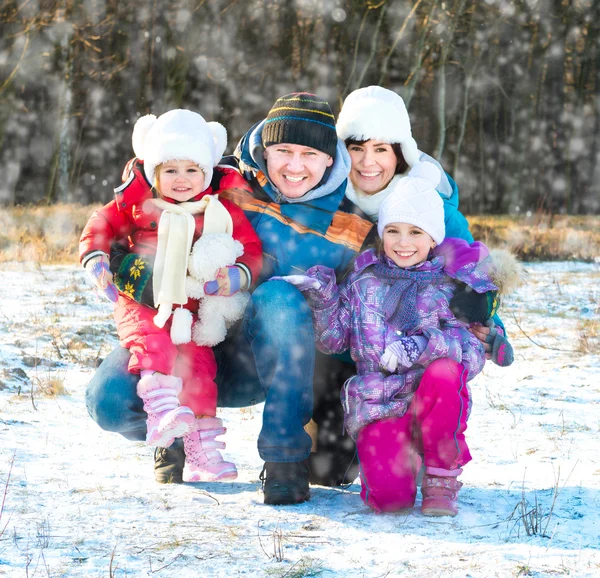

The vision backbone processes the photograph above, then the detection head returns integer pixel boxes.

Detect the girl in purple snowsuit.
[278,164,496,516]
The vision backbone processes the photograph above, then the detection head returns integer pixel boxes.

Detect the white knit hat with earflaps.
[336,86,420,168]
[377,162,445,245]
[131,109,228,189]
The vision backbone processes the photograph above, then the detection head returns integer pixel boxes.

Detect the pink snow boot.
[183,417,238,482]
[137,372,196,447]
[421,467,463,517]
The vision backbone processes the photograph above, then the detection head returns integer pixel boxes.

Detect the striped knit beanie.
[261,92,337,158]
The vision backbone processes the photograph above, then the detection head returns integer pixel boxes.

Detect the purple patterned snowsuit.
[302,238,496,440]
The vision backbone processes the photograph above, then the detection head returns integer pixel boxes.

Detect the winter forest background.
[0,0,599,215]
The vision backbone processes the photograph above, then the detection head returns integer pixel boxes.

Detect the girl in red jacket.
[80,110,262,482]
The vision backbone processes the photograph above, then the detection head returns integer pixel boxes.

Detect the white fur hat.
[336,86,420,167]
[132,109,227,191]
[377,162,445,245]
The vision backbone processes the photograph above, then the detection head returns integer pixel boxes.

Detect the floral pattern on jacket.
[302,244,494,439]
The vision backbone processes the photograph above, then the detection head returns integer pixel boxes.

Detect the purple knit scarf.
[373,256,445,332]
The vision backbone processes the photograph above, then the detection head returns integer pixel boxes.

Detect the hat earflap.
[208,122,227,164]
[132,114,157,160]
[407,162,442,190]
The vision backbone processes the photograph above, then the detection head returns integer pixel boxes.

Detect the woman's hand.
[468,324,491,349]
[469,322,514,366]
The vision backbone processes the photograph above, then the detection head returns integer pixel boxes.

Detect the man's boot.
[260,460,310,505]
[154,441,185,484]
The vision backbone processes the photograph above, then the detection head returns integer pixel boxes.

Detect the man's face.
[263,143,334,199]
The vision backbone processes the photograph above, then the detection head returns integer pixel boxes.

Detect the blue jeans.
[86,280,315,462]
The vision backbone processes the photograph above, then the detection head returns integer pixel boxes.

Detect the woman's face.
[347,140,398,195]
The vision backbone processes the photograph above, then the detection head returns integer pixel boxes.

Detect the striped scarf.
[373,256,445,332]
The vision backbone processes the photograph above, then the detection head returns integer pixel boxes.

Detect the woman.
[337,85,473,242]
[335,86,514,343]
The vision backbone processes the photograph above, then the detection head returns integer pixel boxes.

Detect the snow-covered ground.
[0,260,599,577]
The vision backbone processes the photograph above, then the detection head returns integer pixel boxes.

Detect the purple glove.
[270,275,321,291]
[204,266,242,296]
[484,323,514,367]
[85,254,118,303]
[380,336,428,372]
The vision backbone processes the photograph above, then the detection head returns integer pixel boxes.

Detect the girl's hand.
[204,266,246,296]
[380,336,427,372]
[85,253,118,303]
[270,275,321,291]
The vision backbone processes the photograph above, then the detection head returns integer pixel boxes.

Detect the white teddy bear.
[169,232,250,347]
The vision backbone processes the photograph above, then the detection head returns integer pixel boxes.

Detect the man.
[85,93,376,505]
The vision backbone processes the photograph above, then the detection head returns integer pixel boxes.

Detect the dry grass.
[578,318,600,354]
[468,214,600,262]
[0,204,101,265]
[0,205,598,264]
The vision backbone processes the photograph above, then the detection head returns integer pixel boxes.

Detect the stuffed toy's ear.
[132,114,157,159]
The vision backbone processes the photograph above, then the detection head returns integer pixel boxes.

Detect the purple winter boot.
[137,372,196,448]
[183,417,238,482]
[421,467,463,517]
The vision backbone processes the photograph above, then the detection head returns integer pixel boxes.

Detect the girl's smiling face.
[157,160,205,202]
[382,222,436,268]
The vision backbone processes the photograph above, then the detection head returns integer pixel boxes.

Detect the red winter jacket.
[79,158,263,287]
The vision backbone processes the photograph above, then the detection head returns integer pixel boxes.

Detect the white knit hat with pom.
[377,162,445,244]
[132,109,227,191]
[336,86,420,167]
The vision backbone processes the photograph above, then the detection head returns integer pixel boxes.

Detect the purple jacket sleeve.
[303,265,352,355]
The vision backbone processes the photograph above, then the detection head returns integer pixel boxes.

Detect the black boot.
[260,460,310,505]
[310,351,359,486]
[154,441,185,484]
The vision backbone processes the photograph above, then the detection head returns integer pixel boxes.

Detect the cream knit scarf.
[151,195,233,328]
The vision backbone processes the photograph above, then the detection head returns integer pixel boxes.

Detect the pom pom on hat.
[406,160,442,184]
[132,109,227,190]
[377,162,445,245]
[208,121,227,162]
[337,86,420,167]
[132,114,156,160]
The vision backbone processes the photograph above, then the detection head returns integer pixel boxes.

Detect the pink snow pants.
[114,296,218,417]
[356,358,472,513]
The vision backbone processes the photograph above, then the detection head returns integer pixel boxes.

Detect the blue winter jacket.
[220,121,375,285]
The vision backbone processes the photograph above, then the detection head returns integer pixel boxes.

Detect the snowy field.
[0,260,599,577]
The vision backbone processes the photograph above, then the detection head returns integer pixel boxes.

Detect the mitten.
[85,253,118,303]
[484,321,514,367]
[204,265,244,296]
[380,336,428,372]
[109,245,154,306]
[450,283,499,323]
[270,275,321,291]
